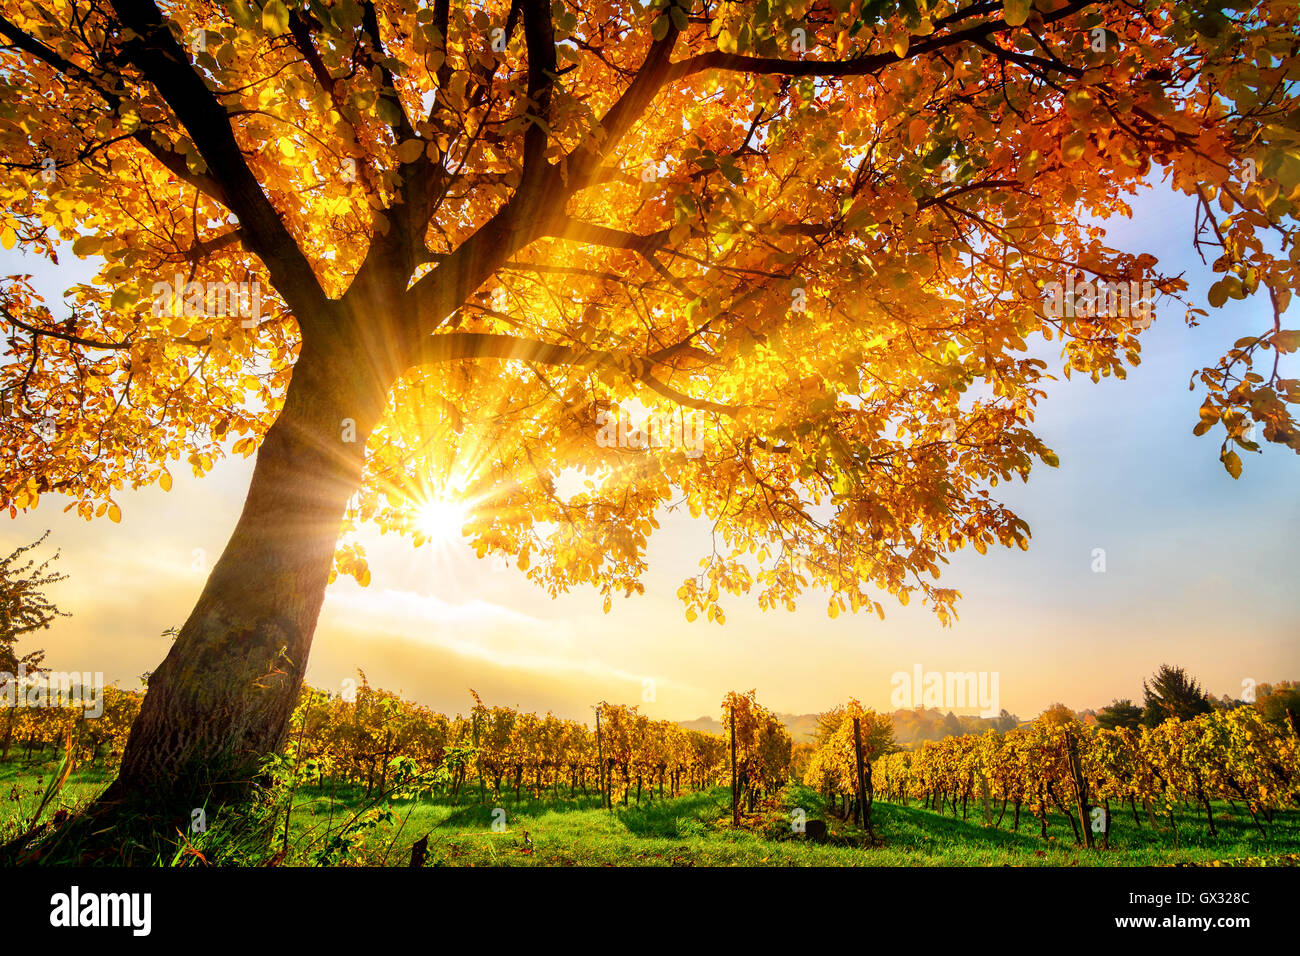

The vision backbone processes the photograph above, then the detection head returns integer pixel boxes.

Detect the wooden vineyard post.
[595,706,608,810]
[1066,731,1095,849]
[472,712,485,805]
[853,717,875,843]
[730,705,740,827]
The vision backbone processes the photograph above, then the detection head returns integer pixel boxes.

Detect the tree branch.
[521,0,557,172]
[662,0,1095,83]
[109,0,332,330]
[418,331,739,416]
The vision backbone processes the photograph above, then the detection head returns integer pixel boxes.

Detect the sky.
[2,181,1297,725]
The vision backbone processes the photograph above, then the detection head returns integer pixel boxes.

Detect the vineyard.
[806,704,1300,851]
[1,679,793,834]
[2,677,1298,866]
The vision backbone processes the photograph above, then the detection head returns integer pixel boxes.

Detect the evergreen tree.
[1141,665,1211,726]
[1096,698,1143,731]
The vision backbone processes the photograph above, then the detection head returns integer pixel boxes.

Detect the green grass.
[0,756,116,832]
[3,757,1298,866]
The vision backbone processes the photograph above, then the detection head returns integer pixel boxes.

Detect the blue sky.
[2,179,1296,723]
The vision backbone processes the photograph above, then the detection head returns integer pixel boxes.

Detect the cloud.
[321,584,692,694]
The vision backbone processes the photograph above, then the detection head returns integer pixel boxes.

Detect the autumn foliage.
[1,0,1298,822]
[2,0,1297,625]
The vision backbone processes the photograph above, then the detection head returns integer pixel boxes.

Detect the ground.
[3,759,1297,866]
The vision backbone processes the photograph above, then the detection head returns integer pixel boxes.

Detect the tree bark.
[93,332,391,827]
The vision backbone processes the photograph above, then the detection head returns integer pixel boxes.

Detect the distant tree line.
[1096,664,1300,737]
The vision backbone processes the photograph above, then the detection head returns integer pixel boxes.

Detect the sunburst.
[416,498,468,545]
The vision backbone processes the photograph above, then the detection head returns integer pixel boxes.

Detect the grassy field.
[4,758,1298,866]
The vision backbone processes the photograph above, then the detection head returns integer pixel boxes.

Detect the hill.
[676,712,821,743]
[677,707,1021,746]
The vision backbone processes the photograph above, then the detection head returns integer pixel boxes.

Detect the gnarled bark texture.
[96,327,395,823]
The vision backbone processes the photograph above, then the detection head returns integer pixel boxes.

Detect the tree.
[1095,697,1143,731]
[0,531,66,674]
[1255,681,1300,733]
[804,698,893,829]
[1038,702,1081,726]
[0,0,1297,839]
[1141,664,1212,726]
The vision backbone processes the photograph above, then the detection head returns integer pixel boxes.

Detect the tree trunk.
[1198,788,1217,836]
[92,335,389,830]
[1047,781,1081,845]
[0,707,13,761]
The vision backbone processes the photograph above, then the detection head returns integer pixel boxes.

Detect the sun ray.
[416,498,469,545]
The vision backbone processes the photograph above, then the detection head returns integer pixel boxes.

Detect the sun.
[416,499,468,544]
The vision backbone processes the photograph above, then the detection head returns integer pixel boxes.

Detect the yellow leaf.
[908,117,928,148]
[159,470,172,492]
[1062,130,1087,163]
[1,227,16,250]
[1003,0,1032,26]
[396,139,425,164]
[1222,449,1242,479]
[108,502,122,523]
[262,0,290,35]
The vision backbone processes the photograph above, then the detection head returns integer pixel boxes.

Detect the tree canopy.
[1095,696,1143,730]
[1142,663,1212,724]
[2,0,1297,630]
